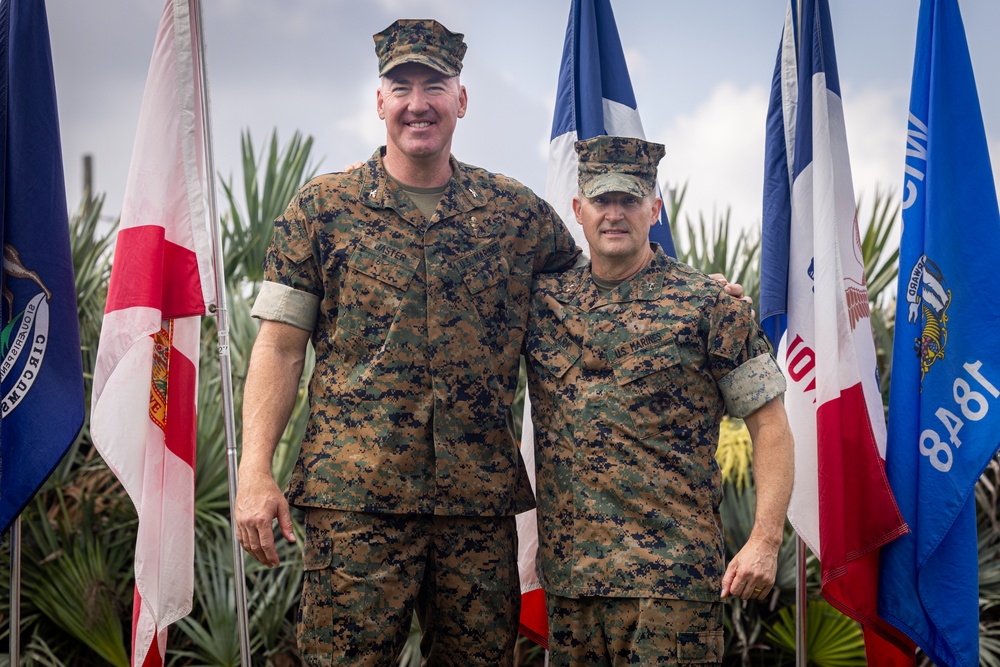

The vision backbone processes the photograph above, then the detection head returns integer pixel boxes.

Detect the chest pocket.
[526,328,582,380]
[610,339,686,440]
[335,241,419,352]
[459,243,514,344]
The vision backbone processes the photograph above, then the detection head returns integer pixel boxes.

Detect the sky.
[46,0,1000,244]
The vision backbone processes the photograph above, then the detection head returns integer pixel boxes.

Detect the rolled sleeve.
[718,353,786,418]
[251,281,320,331]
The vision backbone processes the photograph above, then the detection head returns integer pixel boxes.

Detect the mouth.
[407,121,433,129]
[601,228,628,236]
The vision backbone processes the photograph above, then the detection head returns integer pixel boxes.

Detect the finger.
[708,272,728,285]
[277,500,296,544]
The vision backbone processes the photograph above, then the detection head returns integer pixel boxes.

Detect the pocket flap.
[460,247,508,295]
[348,242,419,291]
[610,338,680,386]
[526,331,581,379]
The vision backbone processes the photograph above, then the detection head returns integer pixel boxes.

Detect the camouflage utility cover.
[374,18,467,77]
[576,135,666,198]
[260,147,579,516]
[525,247,785,602]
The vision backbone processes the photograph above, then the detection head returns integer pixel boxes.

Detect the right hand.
[235,471,296,567]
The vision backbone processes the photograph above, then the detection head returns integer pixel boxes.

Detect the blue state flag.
[879,1,1000,665]
[546,0,675,256]
[0,0,85,535]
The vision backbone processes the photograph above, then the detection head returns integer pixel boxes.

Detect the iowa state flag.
[90,1,216,665]
[0,0,84,535]
[879,1,1000,665]
[759,0,913,663]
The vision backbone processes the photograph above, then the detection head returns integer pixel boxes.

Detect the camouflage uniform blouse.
[525,247,785,602]
[256,148,580,517]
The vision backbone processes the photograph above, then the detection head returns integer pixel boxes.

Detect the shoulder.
[455,160,545,206]
[532,265,586,307]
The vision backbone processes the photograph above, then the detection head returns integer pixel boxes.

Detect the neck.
[382,145,453,188]
[591,244,655,282]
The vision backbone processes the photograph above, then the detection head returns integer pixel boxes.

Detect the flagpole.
[9,516,21,665]
[192,2,251,664]
[795,536,807,667]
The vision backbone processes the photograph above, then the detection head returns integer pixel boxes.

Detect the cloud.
[656,82,770,239]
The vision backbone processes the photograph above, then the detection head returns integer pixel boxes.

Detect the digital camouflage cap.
[374,19,467,77]
[575,136,666,198]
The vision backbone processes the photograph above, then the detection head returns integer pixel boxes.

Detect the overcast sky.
[46,0,1000,242]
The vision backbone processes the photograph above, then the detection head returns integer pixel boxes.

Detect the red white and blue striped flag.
[91,1,216,665]
[759,1,913,664]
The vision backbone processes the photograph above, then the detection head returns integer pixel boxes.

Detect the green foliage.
[220,129,317,286]
[765,599,867,666]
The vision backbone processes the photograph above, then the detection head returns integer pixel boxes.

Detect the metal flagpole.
[192,2,251,664]
[10,516,21,665]
[794,4,806,666]
[795,536,807,667]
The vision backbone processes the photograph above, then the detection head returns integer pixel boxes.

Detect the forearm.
[240,320,310,479]
[744,397,794,547]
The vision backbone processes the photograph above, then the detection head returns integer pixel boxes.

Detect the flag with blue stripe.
[0,0,85,535]
[760,1,913,664]
[545,0,675,256]
[878,1,1000,664]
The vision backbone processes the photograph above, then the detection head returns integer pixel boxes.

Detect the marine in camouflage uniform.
[525,136,794,666]
[235,19,579,667]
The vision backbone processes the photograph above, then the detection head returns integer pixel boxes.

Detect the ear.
[457,84,468,119]
[649,197,663,227]
[572,196,584,224]
[376,87,386,120]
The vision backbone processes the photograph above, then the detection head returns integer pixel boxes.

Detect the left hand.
[720,535,780,601]
[709,273,751,305]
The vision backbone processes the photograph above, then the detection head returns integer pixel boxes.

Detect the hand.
[235,471,296,567]
[709,273,752,306]
[341,160,364,173]
[720,535,780,601]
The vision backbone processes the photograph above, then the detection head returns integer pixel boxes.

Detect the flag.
[515,0,679,647]
[759,1,913,663]
[545,0,675,256]
[0,0,85,536]
[90,1,216,665]
[878,1,1000,664]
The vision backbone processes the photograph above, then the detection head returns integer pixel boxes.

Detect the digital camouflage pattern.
[525,246,785,603]
[373,19,467,77]
[546,594,724,666]
[262,147,580,516]
[576,135,666,199]
[298,509,519,666]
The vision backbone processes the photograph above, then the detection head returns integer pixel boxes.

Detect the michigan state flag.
[879,1,1000,665]
[0,0,85,536]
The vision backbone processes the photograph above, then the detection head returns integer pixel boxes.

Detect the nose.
[606,203,624,221]
[407,88,430,114]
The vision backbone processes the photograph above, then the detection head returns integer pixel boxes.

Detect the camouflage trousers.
[298,508,520,666]
[546,594,723,666]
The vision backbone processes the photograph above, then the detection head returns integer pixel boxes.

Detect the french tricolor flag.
[544,0,675,256]
[760,1,913,665]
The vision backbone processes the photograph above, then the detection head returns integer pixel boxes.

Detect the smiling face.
[573,190,662,280]
[377,62,467,178]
